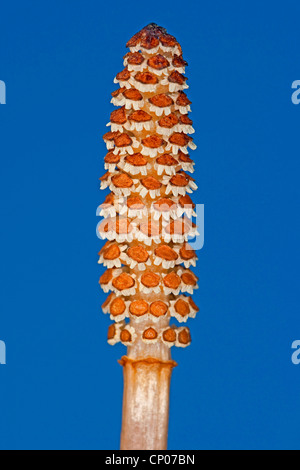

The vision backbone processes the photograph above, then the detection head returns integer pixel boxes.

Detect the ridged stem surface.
[120,357,176,450]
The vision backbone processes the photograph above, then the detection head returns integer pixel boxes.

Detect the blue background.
[0,0,299,450]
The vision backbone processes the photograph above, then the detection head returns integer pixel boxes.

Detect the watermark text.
[291,80,300,105]
[0,80,6,104]
[0,340,6,365]
[291,340,300,365]
[96,201,204,251]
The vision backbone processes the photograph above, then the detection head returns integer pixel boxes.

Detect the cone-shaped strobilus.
[98,24,199,450]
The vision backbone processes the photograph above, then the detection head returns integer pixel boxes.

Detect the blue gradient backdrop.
[0,0,300,450]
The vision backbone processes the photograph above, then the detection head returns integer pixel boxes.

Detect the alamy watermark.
[291,340,300,365]
[291,80,300,105]
[0,340,6,365]
[96,202,204,251]
[0,80,6,104]
[1,80,7,363]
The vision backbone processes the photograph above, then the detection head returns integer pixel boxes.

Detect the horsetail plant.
[98,23,199,450]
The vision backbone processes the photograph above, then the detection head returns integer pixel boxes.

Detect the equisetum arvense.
[98,23,199,450]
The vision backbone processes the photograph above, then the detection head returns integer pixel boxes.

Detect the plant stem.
[120,356,176,450]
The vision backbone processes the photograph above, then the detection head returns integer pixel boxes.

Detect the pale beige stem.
[120,357,176,450]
